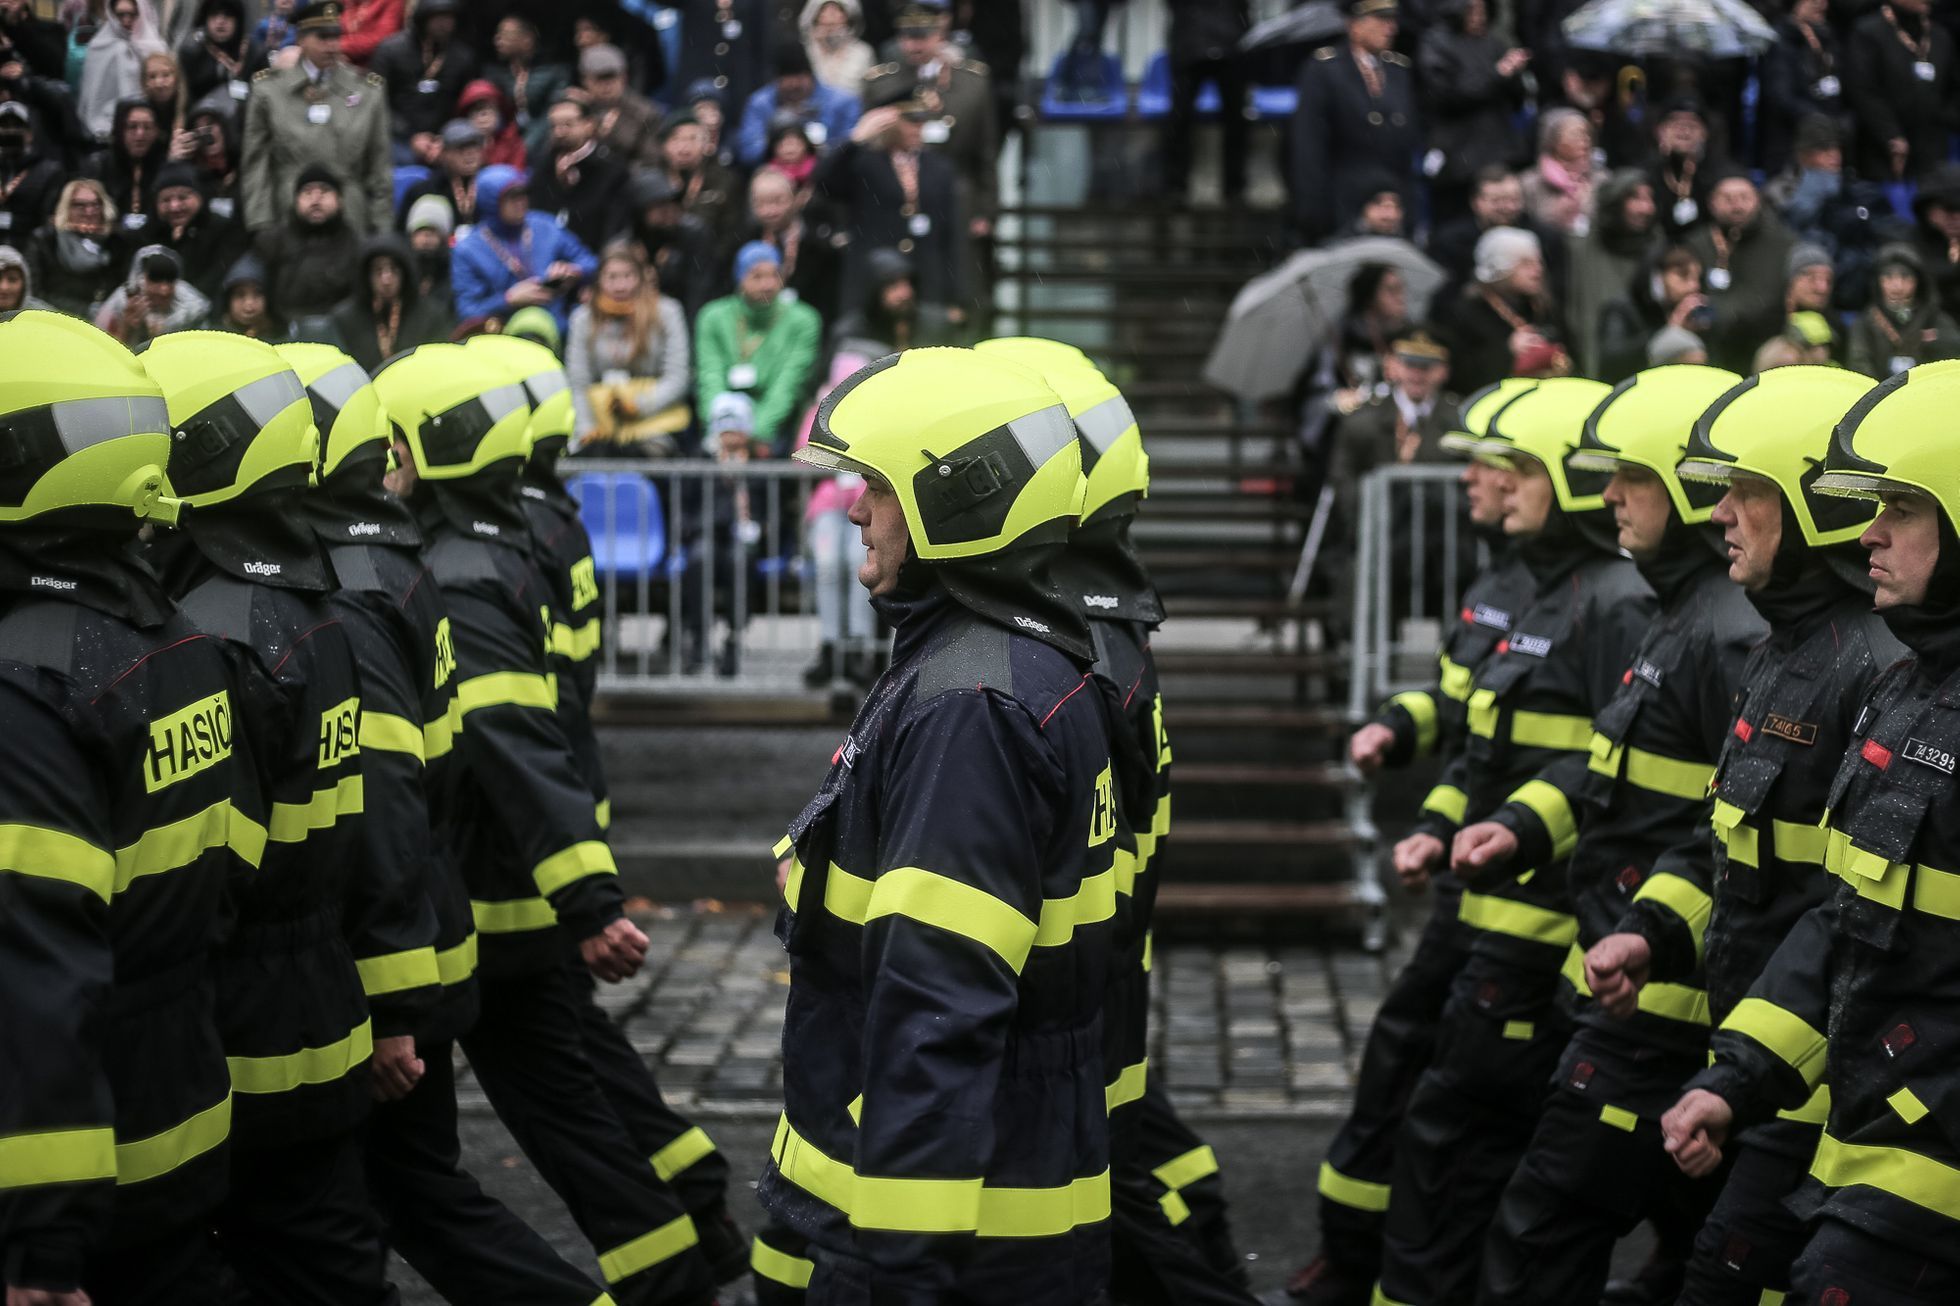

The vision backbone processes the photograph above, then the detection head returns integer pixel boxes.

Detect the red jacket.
[340,0,404,66]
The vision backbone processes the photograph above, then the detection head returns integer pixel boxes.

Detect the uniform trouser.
[751,1222,817,1306]
[1134,1077,1246,1281]
[1676,1122,1820,1305]
[217,1128,399,1306]
[1375,952,1569,1306]
[365,1035,609,1305]
[464,963,715,1306]
[1111,1082,1258,1306]
[1477,1035,1720,1306]
[85,1222,223,1306]
[1790,1218,1960,1303]
[1316,879,1470,1277]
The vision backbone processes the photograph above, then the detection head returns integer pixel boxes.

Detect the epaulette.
[324,542,388,595]
[0,600,80,677]
[865,61,900,79]
[253,66,275,81]
[364,70,385,87]
[1382,50,1411,67]
[1314,46,1337,60]
[177,573,259,648]
[958,59,988,76]
[424,532,505,586]
[912,610,1013,702]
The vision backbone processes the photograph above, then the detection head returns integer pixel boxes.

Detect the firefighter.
[139,331,395,1302]
[282,341,611,1304]
[1277,377,1541,1305]
[1663,361,1960,1304]
[1372,376,1658,1306]
[0,312,247,1304]
[760,347,1119,1303]
[1460,364,1766,1305]
[371,343,718,1306]
[977,334,1256,1305]
[466,330,746,1282]
[1615,365,1895,1305]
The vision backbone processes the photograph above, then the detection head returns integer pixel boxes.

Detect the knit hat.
[405,193,455,237]
[734,240,782,282]
[579,43,627,77]
[1473,226,1542,285]
[1646,325,1705,366]
[222,252,266,293]
[295,162,341,195]
[1786,242,1832,281]
[709,391,755,434]
[152,161,204,200]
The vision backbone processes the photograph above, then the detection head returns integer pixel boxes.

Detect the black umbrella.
[1239,1,1347,84]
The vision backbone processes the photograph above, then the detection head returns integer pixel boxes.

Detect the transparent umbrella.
[1561,0,1776,59]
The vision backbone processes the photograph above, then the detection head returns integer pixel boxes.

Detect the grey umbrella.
[1241,1,1348,53]
[1202,237,1447,402]
[1561,0,1776,59]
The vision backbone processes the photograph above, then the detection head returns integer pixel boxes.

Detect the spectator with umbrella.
[1161,0,1250,206]
[1289,0,1418,244]
[1649,97,1719,240]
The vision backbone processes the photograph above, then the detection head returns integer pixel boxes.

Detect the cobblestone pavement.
[457,906,1403,1121]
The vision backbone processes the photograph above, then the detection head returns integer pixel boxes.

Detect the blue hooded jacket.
[450,165,598,329]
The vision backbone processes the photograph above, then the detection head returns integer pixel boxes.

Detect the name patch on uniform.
[1508,633,1553,658]
[1469,604,1513,631]
[145,691,233,793]
[1900,737,1958,775]
[1633,660,1663,688]
[433,617,456,689]
[318,697,361,768]
[569,556,598,611]
[1761,714,1818,747]
[1090,764,1116,847]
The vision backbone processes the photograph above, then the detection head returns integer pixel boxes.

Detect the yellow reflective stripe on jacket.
[750,1237,816,1289]
[533,839,617,897]
[355,945,440,997]
[228,1018,374,1095]
[471,896,558,933]
[266,775,364,843]
[1372,1286,1416,1306]
[358,711,424,761]
[0,1125,116,1190]
[1600,1104,1640,1132]
[1777,1083,1831,1126]
[772,1115,1110,1237]
[1512,710,1595,752]
[1827,829,1909,907]
[1590,735,1715,800]
[116,1093,230,1185]
[423,699,460,760]
[1810,1131,1960,1222]
[1715,804,1830,870]
[861,867,1039,972]
[435,932,478,984]
[0,822,115,902]
[1106,1058,1148,1113]
[551,618,602,662]
[1389,690,1439,756]
[595,798,612,831]
[1439,653,1474,703]
[1035,864,1118,949]
[1460,891,1579,948]
[1561,945,1711,1025]
[113,799,260,893]
[1317,1159,1390,1213]
[1506,778,1578,860]
[455,671,557,718]
[1631,871,1714,961]
[650,1126,717,1182]
[1719,997,1828,1087]
[1113,846,1141,899]
[1422,784,1468,825]
[597,1213,698,1284]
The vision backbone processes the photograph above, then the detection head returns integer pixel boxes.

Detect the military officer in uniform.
[1289,0,1420,243]
[241,1,394,234]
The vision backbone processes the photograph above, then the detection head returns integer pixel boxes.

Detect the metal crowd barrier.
[562,458,881,696]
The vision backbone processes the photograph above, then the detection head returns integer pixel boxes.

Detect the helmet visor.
[167,368,308,499]
[423,382,529,469]
[0,393,172,509]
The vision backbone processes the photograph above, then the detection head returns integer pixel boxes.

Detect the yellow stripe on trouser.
[1318,1160,1390,1213]
[1720,997,1828,1087]
[1810,1132,1960,1222]
[1106,1058,1148,1112]
[772,1115,1110,1237]
[1458,891,1579,948]
[595,798,612,831]
[117,1093,231,1185]
[1631,871,1714,962]
[650,1126,717,1182]
[751,1237,816,1288]
[597,1213,698,1284]
[1588,735,1714,800]
[266,775,364,842]
[355,945,440,997]
[1561,944,1710,1024]
[0,821,115,902]
[1152,1144,1221,1226]
[228,1019,374,1094]
[1372,1284,1416,1306]
[114,799,263,891]
[1389,690,1439,756]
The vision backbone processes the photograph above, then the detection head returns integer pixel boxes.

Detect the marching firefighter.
[284,340,611,1304]
[1663,362,1960,1303]
[141,331,396,1302]
[1612,365,1896,1305]
[978,334,1256,1305]
[760,347,1120,1302]
[467,330,746,1281]
[1279,377,1541,1305]
[0,313,247,1303]
[371,343,720,1306]
[1373,376,1657,1306]
[1461,364,1766,1305]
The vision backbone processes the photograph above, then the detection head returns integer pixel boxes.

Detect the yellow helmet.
[1439,378,1540,457]
[465,333,574,458]
[0,311,179,528]
[974,336,1145,523]
[141,331,318,510]
[1565,365,1744,525]
[1480,376,1615,513]
[795,348,1082,561]
[275,342,390,483]
[371,343,534,481]
[1676,366,1880,548]
[1814,360,1960,532]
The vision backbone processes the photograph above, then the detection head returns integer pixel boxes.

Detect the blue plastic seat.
[391,164,431,218]
[1251,84,1297,119]
[568,473,667,579]
[1136,51,1222,120]
[1039,51,1129,121]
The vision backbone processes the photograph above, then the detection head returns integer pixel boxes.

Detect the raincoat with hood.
[77,8,164,140]
[177,0,268,102]
[0,244,54,312]
[0,102,65,245]
[372,0,478,144]
[83,96,167,220]
[1566,169,1661,378]
[323,234,451,371]
[800,0,873,93]
[451,165,595,331]
[457,78,526,169]
[95,243,212,343]
[1846,243,1960,378]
